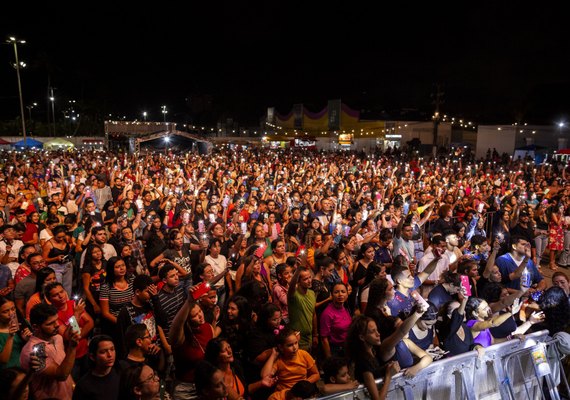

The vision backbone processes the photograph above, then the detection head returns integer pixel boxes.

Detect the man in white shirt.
[0,225,25,277]
[418,234,450,297]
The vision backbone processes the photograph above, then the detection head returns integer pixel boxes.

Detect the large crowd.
[0,144,570,400]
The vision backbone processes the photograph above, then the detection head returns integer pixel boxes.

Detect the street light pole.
[49,88,56,136]
[7,37,27,146]
[143,111,147,121]
[161,105,167,124]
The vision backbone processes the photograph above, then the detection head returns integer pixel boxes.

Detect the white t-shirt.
[204,254,227,288]
[0,239,24,277]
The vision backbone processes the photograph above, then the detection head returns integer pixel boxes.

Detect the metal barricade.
[317,330,562,400]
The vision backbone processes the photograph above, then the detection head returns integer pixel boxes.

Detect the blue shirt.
[387,276,421,317]
[495,253,543,290]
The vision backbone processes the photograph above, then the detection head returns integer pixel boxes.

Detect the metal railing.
[317,330,567,400]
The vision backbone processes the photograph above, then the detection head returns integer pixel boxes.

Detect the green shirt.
[288,289,316,350]
[0,332,24,369]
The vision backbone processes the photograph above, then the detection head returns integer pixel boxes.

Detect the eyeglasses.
[138,370,159,385]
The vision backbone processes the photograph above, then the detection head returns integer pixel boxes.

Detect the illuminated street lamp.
[26,102,37,122]
[143,111,147,121]
[6,36,27,145]
[161,105,167,123]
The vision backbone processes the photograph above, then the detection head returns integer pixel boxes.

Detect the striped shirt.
[99,276,134,317]
[157,284,187,338]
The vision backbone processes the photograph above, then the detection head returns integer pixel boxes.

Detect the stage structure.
[104,121,213,154]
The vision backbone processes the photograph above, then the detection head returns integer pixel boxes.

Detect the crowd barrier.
[317,330,569,400]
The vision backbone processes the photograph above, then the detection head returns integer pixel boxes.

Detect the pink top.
[20,335,74,399]
[319,303,352,346]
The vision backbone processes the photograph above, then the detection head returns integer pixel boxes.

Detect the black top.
[73,367,120,400]
[354,352,384,382]
[490,313,518,339]
[439,309,474,356]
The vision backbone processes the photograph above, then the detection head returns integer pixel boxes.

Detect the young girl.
[346,316,400,400]
[260,328,320,392]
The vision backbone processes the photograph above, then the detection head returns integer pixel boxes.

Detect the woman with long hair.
[21,212,40,246]
[263,238,294,285]
[219,296,252,363]
[170,298,217,399]
[204,337,275,399]
[346,316,400,400]
[24,267,56,319]
[82,244,107,316]
[283,221,301,253]
[359,265,388,314]
[245,303,282,368]
[0,297,32,368]
[101,200,117,226]
[41,225,73,295]
[99,257,134,337]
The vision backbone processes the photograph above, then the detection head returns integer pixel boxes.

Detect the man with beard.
[20,303,81,399]
[495,235,546,293]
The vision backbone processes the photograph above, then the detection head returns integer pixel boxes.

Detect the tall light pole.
[161,105,167,123]
[49,89,56,136]
[143,111,147,121]
[26,102,37,122]
[7,36,27,146]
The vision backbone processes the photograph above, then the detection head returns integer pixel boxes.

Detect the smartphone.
[135,199,143,210]
[295,245,306,257]
[222,195,230,208]
[477,203,484,213]
[410,291,429,309]
[209,213,216,223]
[240,222,248,235]
[32,342,47,371]
[531,290,544,302]
[192,282,211,300]
[68,315,81,336]
[9,311,18,331]
[460,275,472,297]
[254,245,266,259]
[198,220,205,233]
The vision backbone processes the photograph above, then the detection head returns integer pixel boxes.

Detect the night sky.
[1,4,569,127]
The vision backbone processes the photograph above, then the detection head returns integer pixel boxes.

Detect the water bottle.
[520,266,531,288]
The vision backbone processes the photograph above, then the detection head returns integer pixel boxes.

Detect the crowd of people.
[0,144,569,400]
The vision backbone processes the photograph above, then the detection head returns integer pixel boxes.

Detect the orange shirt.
[271,349,316,391]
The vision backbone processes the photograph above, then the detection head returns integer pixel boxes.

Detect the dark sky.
[1,3,570,126]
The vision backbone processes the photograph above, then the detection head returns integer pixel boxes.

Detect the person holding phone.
[44,282,93,380]
[20,303,81,399]
[41,225,73,295]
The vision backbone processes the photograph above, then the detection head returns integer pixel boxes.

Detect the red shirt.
[57,300,88,358]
